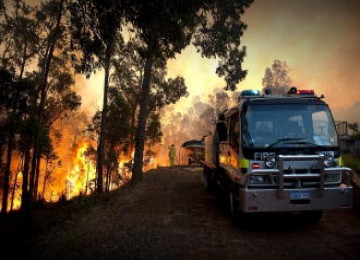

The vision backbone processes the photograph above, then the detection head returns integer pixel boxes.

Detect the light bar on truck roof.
[240,90,261,97]
[297,89,315,95]
[288,87,316,96]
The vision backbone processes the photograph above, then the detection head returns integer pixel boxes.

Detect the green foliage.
[0,0,40,76]
[146,114,163,145]
[106,87,132,146]
[87,86,132,171]
[150,76,188,111]
[44,79,81,124]
[69,0,123,76]
[192,0,253,90]
[0,0,4,12]
[111,39,189,150]
[121,0,252,90]
[123,0,198,59]
[343,153,360,172]
[348,123,359,136]
[0,69,34,132]
[88,88,131,141]
[0,69,15,108]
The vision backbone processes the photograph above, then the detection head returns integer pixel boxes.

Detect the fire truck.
[202,87,353,222]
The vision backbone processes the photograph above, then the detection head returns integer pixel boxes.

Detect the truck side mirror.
[216,121,228,141]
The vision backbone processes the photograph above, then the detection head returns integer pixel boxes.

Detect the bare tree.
[262,59,292,95]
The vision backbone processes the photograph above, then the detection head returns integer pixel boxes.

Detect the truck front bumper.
[239,186,353,213]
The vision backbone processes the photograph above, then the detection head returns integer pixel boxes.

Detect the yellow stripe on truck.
[338,156,343,166]
[240,158,249,168]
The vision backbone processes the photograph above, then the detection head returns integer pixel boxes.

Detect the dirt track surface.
[31,167,360,259]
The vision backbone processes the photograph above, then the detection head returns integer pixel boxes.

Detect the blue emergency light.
[241,90,260,97]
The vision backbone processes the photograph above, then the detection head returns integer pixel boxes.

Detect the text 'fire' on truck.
[202,87,353,223]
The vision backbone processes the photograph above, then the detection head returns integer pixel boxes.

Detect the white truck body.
[202,89,353,217]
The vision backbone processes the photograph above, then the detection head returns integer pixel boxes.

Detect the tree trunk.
[29,143,39,201]
[131,57,154,185]
[85,161,90,195]
[29,0,64,202]
[42,159,50,200]
[34,156,41,200]
[96,43,113,194]
[21,144,31,212]
[128,63,143,153]
[128,105,137,153]
[10,171,19,211]
[10,157,22,211]
[0,143,3,175]
[19,40,27,79]
[42,172,47,200]
[1,129,13,215]
[105,167,111,192]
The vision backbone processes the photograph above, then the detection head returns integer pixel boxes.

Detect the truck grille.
[273,175,323,188]
[283,168,321,174]
[246,155,350,195]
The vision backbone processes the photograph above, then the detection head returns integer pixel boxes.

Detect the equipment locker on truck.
[202,87,353,223]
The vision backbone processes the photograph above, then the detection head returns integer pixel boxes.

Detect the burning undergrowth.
[2,114,156,211]
[2,87,238,212]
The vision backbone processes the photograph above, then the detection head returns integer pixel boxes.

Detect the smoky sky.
[162,0,360,148]
[167,0,360,126]
[240,0,360,113]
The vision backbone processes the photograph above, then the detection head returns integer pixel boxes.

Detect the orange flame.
[65,143,96,199]
[2,141,163,213]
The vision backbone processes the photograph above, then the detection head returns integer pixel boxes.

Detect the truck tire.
[228,191,241,222]
[230,204,255,227]
[302,210,323,224]
[204,167,215,193]
[228,189,254,227]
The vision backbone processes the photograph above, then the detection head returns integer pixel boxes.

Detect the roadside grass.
[31,181,133,233]
[0,193,99,256]
[342,153,360,173]
[0,181,133,257]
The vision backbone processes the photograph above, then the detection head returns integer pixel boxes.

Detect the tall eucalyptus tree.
[120,0,253,183]
[70,0,123,193]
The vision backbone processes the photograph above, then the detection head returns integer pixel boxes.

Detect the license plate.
[290,191,310,200]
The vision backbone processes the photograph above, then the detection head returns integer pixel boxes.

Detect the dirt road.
[31,167,360,259]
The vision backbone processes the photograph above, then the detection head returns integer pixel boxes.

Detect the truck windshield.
[242,103,338,148]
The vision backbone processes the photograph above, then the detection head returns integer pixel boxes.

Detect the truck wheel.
[228,191,240,222]
[302,210,323,224]
[228,191,254,227]
[204,167,215,193]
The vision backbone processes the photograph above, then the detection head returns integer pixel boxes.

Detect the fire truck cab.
[202,87,353,222]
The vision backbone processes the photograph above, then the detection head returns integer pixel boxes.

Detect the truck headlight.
[250,175,271,184]
[265,155,276,169]
[324,155,334,167]
[250,176,265,184]
[324,173,340,183]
